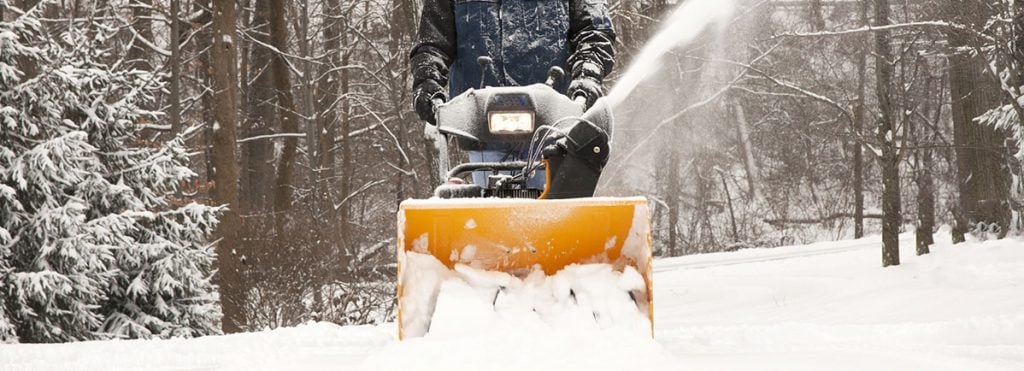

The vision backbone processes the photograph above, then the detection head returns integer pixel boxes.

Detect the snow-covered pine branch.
[0,4,221,343]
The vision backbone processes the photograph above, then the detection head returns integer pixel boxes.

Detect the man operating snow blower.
[396,0,653,340]
[410,0,617,186]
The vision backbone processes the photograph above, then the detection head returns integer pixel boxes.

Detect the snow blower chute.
[397,67,653,339]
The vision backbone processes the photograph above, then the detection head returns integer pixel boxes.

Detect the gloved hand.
[568,76,603,110]
[413,79,446,125]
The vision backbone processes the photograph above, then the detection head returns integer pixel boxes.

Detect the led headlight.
[488,112,535,134]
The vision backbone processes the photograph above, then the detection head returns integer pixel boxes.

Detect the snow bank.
[655,234,1024,370]
[3,233,1023,371]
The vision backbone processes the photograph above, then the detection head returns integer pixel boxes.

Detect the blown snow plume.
[598,0,741,196]
[605,0,737,106]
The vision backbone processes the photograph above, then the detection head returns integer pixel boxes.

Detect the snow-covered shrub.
[0,6,221,342]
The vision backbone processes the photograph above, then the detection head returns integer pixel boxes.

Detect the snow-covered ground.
[3,232,1022,371]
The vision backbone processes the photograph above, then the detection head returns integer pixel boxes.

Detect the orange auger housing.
[396,197,653,340]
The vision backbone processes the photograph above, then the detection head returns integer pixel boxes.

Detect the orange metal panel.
[396,198,653,340]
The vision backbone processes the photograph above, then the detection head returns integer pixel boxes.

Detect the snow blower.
[396,66,653,339]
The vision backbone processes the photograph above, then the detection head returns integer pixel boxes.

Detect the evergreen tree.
[0,4,222,342]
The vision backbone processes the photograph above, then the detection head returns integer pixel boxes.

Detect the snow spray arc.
[605,0,737,107]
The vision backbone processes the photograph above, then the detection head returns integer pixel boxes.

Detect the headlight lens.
[488,112,534,134]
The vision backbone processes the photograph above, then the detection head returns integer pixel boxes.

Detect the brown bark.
[338,13,353,258]
[269,0,301,237]
[915,64,939,256]
[387,0,416,207]
[241,0,275,213]
[666,150,680,256]
[297,0,323,316]
[852,0,868,239]
[807,0,825,31]
[874,0,901,267]
[210,0,246,334]
[298,0,317,178]
[128,0,153,71]
[946,0,1012,241]
[168,0,182,136]
[318,0,341,177]
[1016,3,1024,81]
[193,0,215,183]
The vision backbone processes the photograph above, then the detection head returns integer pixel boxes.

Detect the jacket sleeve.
[568,0,616,81]
[410,0,457,92]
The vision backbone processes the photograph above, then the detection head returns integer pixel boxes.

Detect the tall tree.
[946,0,1012,241]
[168,0,182,136]
[241,0,275,214]
[209,0,246,334]
[874,0,901,267]
[127,0,152,71]
[852,0,869,239]
[914,60,940,255]
[269,0,301,237]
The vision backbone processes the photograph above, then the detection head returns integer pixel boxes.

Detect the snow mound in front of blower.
[402,251,650,339]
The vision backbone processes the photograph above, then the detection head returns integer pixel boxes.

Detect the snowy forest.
[1,0,1022,346]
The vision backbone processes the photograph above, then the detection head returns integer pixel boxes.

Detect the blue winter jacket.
[411,0,616,98]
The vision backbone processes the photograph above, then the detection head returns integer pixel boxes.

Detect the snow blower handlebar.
[446,161,541,180]
[431,83,614,197]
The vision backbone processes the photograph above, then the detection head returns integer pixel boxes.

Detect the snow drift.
[2,232,1022,371]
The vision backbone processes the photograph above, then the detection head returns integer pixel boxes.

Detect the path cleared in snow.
[2,232,1022,370]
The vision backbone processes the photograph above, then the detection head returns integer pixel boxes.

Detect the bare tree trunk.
[874,0,901,267]
[388,0,410,207]
[296,0,323,318]
[852,0,868,239]
[666,150,680,256]
[1015,2,1024,90]
[807,0,825,31]
[168,0,182,136]
[916,149,935,254]
[319,0,340,180]
[338,9,354,267]
[720,172,739,242]
[915,63,939,255]
[128,0,153,71]
[210,0,246,334]
[269,0,301,237]
[691,155,717,253]
[242,0,275,214]
[946,0,1012,241]
[732,101,760,200]
[194,0,215,184]
[299,0,317,177]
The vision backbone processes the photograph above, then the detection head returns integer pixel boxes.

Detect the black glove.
[568,61,605,109]
[413,79,446,125]
[568,76,603,110]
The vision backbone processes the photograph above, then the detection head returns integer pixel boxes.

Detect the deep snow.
[2,231,1022,371]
